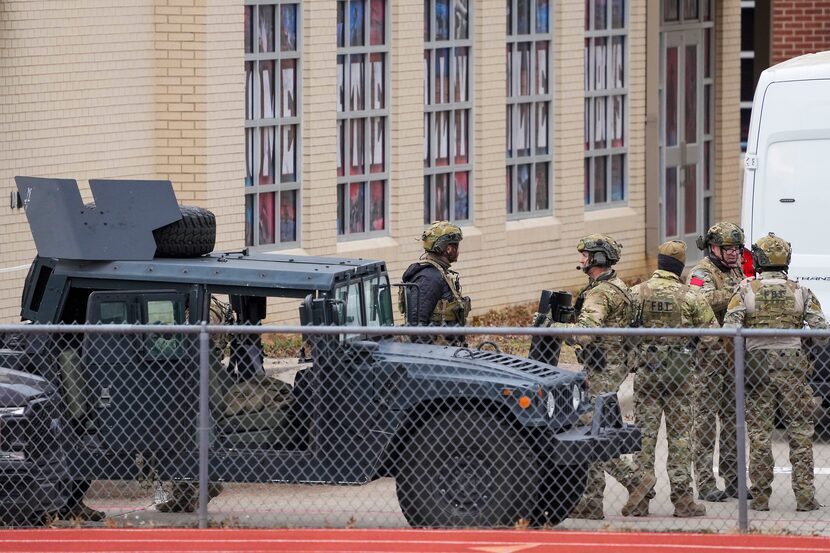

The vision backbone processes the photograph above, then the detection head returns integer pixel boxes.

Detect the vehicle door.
[79,290,197,480]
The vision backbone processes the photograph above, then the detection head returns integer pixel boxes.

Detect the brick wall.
[772,0,830,64]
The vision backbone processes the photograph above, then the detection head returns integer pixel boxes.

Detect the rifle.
[529,290,575,366]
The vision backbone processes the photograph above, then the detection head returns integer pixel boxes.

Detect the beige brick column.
[715,0,741,223]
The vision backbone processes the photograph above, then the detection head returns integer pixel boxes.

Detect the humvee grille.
[467,351,559,377]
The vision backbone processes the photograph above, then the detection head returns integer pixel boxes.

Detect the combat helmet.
[577,233,622,271]
[751,232,791,271]
[422,220,463,254]
[696,222,745,250]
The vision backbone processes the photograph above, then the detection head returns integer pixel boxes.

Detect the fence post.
[198,323,209,529]
[734,328,749,532]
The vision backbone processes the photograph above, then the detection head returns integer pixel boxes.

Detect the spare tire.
[153,205,216,257]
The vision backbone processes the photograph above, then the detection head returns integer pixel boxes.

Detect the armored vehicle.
[0,177,640,527]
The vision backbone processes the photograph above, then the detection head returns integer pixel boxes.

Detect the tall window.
[506,0,552,217]
[337,0,389,237]
[244,2,301,247]
[584,0,627,207]
[424,0,472,224]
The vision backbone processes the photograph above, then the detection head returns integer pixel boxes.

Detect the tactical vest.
[636,281,687,330]
[398,259,471,325]
[743,278,806,330]
[576,274,633,365]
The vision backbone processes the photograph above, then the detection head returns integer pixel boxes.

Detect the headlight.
[546,391,556,418]
[0,407,24,417]
[572,384,581,410]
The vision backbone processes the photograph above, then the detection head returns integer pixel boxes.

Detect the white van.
[741,50,830,400]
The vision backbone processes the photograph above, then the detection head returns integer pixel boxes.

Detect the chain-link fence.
[1,323,830,534]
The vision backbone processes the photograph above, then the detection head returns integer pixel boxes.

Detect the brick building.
[0,1,742,322]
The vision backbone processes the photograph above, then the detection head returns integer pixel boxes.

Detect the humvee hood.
[0,367,50,407]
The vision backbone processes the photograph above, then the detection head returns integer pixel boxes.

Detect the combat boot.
[672,496,706,518]
[620,497,649,517]
[796,497,822,512]
[749,497,769,511]
[698,486,729,502]
[624,473,656,509]
[723,481,752,500]
[568,498,604,520]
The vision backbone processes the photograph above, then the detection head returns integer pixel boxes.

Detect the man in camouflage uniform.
[400,221,471,345]
[724,233,825,512]
[557,234,655,520]
[626,240,719,518]
[688,222,746,502]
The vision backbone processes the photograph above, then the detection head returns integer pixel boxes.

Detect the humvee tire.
[534,464,587,526]
[153,205,216,257]
[395,411,540,528]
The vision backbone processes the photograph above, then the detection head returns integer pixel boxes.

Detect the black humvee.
[0,177,640,528]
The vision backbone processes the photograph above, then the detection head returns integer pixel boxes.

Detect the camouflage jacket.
[687,255,744,325]
[631,270,721,353]
[724,270,828,351]
[556,269,632,365]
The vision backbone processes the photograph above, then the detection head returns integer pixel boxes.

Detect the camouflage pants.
[581,364,639,505]
[693,357,737,492]
[745,349,815,505]
[633,364,695,503]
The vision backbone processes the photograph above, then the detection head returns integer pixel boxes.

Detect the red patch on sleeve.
[690,277,705,287]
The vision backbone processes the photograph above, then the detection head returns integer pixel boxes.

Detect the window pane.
[370,0,385,45]
[370,181,385,230]
[518,103,531,156]
[507,106,513,156]
[435,48,450,104]
[705,28,711,78]
[280,190,297,242]
[349,0,365,46]
[281,125,297,182]
[666,46,678,147]
[454,172,469,219]
[424,176,431,224]
[517,0,530,34]
[454,47,469,102]
[245,194,254,246]
[506,167,513,212]
[584,38,591,90]
[536,102,549,155]
[425,0,431,41]
[611,36,624,88]
[535,162,549,210]
[370,116,384,172]
[684,0,698,20]
[280,4,297,51]
[338,1,345,47]
[259,126,275,184]
[349,182,365,233]
[258,60,275,119]
[435,174,450,220]
[435,111,450,165]
[611,154,624,201]
[245,128,254,186]
[611,95,624,148]
[370,53,385,109]
[258,5,275,53]
[350,54,365,111]
[593,156,607,204]
[454,110,468,163]
[684,164,697,234]
[337,55,345,112]
[594,0,607,30]
[665,167,677,236]
[611,0,624,28]
[454,0,469,39]
[664,0,679,22]
[593,37,607,90]
[537,0,550,33]
[704,83,711,135]
[436,0,449,40]
[337,119,345,176]
[259,192,276,245]
[704,140,711,191]
[518,42,531,96]
[685,44,697,144]
[584,157,591,203]
[593,96,606,149]
[246,61,254,119]
[702,0,711,20]
[245,6,253,53]
[338,184,346,234]
[424,112,431,166]
[507,0,512,35]
[536,42,549,95]
[584,97,590,150]
[517,164,531,212]
[350,118,365,175]
[281,59,296,117]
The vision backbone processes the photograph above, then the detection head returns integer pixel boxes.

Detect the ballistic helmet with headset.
[577,233,622,272]
[751,232,791,272]
[421,220,463,255]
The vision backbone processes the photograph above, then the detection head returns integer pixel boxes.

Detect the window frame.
[584,0,629,209]
[336,0,391,240]
[506,0,554,219]
[244,0,303,249]
[424,0,474,225]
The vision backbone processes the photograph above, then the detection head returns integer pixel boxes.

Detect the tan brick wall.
[0,0,742,323]
[715,0,742,224]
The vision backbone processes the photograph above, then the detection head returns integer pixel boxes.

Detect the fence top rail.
[2,323,830,339]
